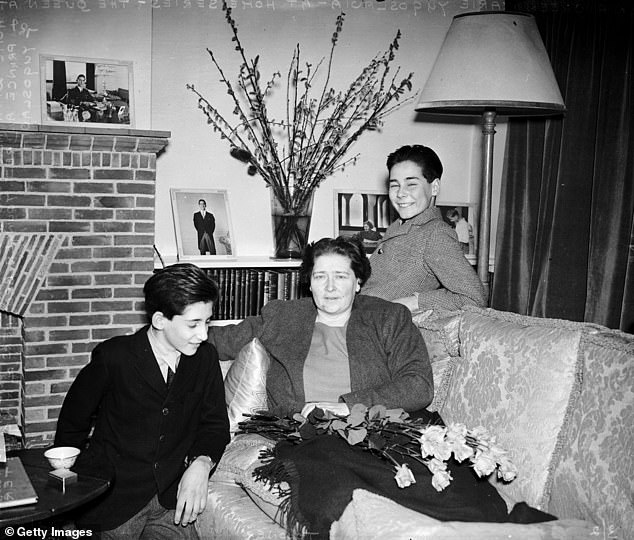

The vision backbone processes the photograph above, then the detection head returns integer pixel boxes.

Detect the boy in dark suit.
[54,264,230,538]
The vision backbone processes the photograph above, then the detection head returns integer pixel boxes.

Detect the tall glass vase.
[270,191,314,259]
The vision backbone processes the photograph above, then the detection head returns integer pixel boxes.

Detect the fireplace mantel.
[0,123,170,154]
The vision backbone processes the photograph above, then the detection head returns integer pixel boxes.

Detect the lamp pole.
[477,109,497,301]
[414,13,564,303]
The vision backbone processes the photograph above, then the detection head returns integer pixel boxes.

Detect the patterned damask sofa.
[197,305,634,540]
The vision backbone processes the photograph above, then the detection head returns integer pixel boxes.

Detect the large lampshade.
[416,12,565,115]
[416,11,565,298]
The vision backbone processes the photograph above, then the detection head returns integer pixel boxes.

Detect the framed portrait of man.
[170,189,235,261]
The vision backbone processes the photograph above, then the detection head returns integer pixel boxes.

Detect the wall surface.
[150,0,503,260]
[0,0,504,264]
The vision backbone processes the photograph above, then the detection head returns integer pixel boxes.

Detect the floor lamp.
[415,12,565,299]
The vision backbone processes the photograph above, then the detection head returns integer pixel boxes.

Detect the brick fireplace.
[0,123,170,447]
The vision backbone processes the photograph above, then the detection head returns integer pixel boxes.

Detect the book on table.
[0,456,38,509]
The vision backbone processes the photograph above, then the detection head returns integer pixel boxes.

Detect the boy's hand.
[174,457,213,526]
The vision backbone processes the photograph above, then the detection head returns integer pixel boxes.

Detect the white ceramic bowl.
[44,446,81,470]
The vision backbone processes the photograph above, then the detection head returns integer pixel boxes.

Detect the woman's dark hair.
[143,263,218,319]
[386,144,443,183]
[300,236,371,286]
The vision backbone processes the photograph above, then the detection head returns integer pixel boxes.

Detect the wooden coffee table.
[0,449,111,527]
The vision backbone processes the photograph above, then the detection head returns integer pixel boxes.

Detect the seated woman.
[361,144,486,312]
[208,236,433,418]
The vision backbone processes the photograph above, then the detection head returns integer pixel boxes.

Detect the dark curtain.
[491,0,634,332]
[51,60,66,101]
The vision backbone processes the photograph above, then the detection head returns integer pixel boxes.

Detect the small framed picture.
[437,203,479,263]
[40,54,134,127]
[170,189,236,261]
[334,190,397,254]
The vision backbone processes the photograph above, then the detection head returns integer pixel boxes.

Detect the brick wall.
[0,311,23,432]
[0,124,170,447]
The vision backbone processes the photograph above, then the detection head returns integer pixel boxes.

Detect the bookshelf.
[155,256,307,321]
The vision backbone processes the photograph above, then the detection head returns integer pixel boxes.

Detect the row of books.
[205,268,308,320]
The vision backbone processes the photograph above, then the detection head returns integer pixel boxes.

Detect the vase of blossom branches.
[187,1,415,258]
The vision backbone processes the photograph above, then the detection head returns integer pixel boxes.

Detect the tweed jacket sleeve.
[340,296,433,412]
[207,299,317,417]
[361,207,486,310]
[416,220,486,310]
[207,314,266,361]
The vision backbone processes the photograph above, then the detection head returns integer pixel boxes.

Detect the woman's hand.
[301,402,350,418]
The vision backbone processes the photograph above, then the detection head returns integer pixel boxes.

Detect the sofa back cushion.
[547,329,634,539]
[224,338,270,433]
[440,307,583,510]
[411,310,461,412]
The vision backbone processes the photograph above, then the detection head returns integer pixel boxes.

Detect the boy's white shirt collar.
[147,326,180,382]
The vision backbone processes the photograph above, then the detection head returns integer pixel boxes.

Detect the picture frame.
[334,190,397,254]
[437,202,479,264]
[170,189,236,261]
[40,54,134,128]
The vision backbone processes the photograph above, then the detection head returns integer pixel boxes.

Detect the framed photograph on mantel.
[334,189,397,254]
[40,54,134,127]
[170,189,236,261]
[437,202,479,264]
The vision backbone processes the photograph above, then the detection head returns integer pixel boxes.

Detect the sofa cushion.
[239,458,289,529]
[441,307,583,510]
[198,478,286,540]
[330,488,597,540]
[210,432,288,531]
[224,337,270,433]
[214,433,275,483]
[547,328,634,539]
[411,310,461,412]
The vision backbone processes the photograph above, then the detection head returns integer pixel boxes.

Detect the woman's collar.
[315,309,352,327]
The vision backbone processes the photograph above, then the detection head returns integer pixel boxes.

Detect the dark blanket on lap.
[254,412,556,538]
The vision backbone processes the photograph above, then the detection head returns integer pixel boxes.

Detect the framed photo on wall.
[437,202,479,264]
[40,54,134,127]
[170,189,236,261]
[333,190,397,254]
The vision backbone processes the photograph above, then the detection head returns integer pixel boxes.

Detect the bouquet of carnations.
[238,403,517,492]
